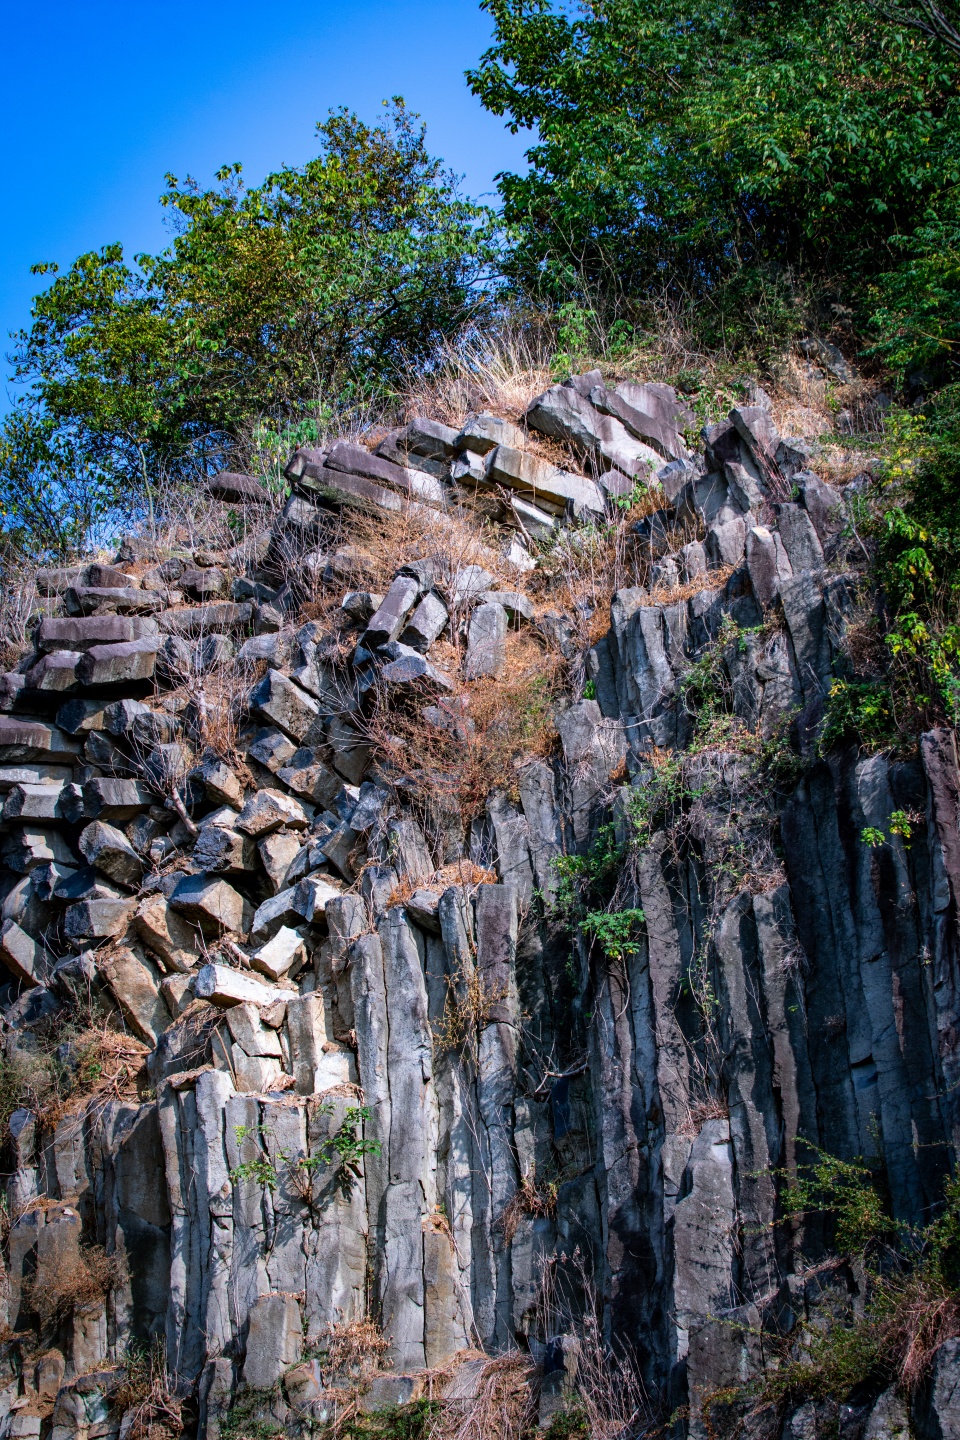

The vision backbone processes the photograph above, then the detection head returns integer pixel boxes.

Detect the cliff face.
[0,371,957,1440]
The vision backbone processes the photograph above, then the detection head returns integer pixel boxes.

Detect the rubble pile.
[0,370,956,1440]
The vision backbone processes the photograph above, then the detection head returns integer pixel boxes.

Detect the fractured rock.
[170,875,252,937]
[78,822,144,887]
[236,788,309,837]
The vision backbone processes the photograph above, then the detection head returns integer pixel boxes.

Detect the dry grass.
[386,860,496,909]
[431,1351,537,1440]
[400,315,557,426]
[365,642,561,825]
[314,1318,390,1383]
[26,1243,124,1328]
[500,1174,559,1245]
[534,1252,650,1440]
[432,960,508,1060]
[111,1343,184,1440]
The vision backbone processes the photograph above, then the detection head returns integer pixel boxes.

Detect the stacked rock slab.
[0,376,955,1439]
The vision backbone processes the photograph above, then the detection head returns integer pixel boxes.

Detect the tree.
[468,0,960,330]
[2,101,493,555]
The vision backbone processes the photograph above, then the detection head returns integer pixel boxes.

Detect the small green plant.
[315,1106,380,1180]
[819,679,896,755]
[582,679,597,700]
[230,1113,380,1193]
[861,826,887,849]
[581,908,646,962]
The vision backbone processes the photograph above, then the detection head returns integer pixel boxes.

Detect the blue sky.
[0,0,528,395]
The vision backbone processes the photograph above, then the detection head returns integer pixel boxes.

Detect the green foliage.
[581,908,646,962]
[315,1106,381,1180]
[470,0,960,354]
[3,101,493,556]
[861,826,887,848]
[819,679,896,754]
[230,1111,380,1193]
[318,1399,439,1440]
[731,1149,960,1408]
[781,1143,895,1254]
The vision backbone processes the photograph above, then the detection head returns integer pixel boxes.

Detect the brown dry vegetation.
[25,1242,124,1328]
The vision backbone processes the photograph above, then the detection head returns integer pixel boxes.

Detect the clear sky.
[0,0,528,399]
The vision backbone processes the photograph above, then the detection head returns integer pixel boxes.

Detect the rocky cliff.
[0,368,956,1440]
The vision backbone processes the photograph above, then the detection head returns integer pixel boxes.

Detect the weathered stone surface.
[192,824,258,874]
[379,643,454,691]
[78,822,144,886]
[23,651,83,693]
[527,383,662,476]
[465,602,508,679]
[250,669,320,741]
[236,787,308,836]
[400,591,449,651]
[82,777,153,821]
[776,499,826,574]
[157,601,252,636]
[257,831,303,894]
[0,919,47,986]
[242,1293,303,1390]
[194,963,279,1007]
[485,444,606,517]
[0,717,80,762]
[170,875,251,936]
[100,946,170,1044]
[251,925,306,982]
[364,575,422,649]
[134,894,198,972]
[76,638,161,687]
[588,382,685,459]
[276,749,341,808]
[745,524,793,606]
[456,412,527,455]
[64,896,136,940]
[3,782,67,823]
[324,440,447,505]
[65,585,162,615]
[248,728,297,774]
[36,615,158,652]
[207,470,271,503]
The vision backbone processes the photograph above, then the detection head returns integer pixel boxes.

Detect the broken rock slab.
[78,822,144,887]
[0,919,47,987]
[100,946,170,1045]
[251,925,307,982]
[170,875,252,937]
[465,602,508,680]
[250,669,320,743]
[236,788,309,837]
[76,638,161,688]
[194,963,281,1008]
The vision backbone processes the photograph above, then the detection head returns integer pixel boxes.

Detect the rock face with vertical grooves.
[0,371,956,1438]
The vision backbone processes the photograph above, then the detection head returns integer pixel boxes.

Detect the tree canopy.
[1,101,492,555]
[468,0,960,353]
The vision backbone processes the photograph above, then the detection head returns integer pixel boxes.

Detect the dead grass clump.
[643,563,734,609]
[111,1343,184,1440]
[534,1252,650,1440]
[400,316,556,426]
[386,860,496,909]
[26,1243,124,1328]
[367,644,560,824]
[432,960,508,1060]
[432,1351,536,1440]
[500,1174,559,1245]
[313,1318,389,1383]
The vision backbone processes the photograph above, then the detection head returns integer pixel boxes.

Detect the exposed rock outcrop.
[0,373,955,1437]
